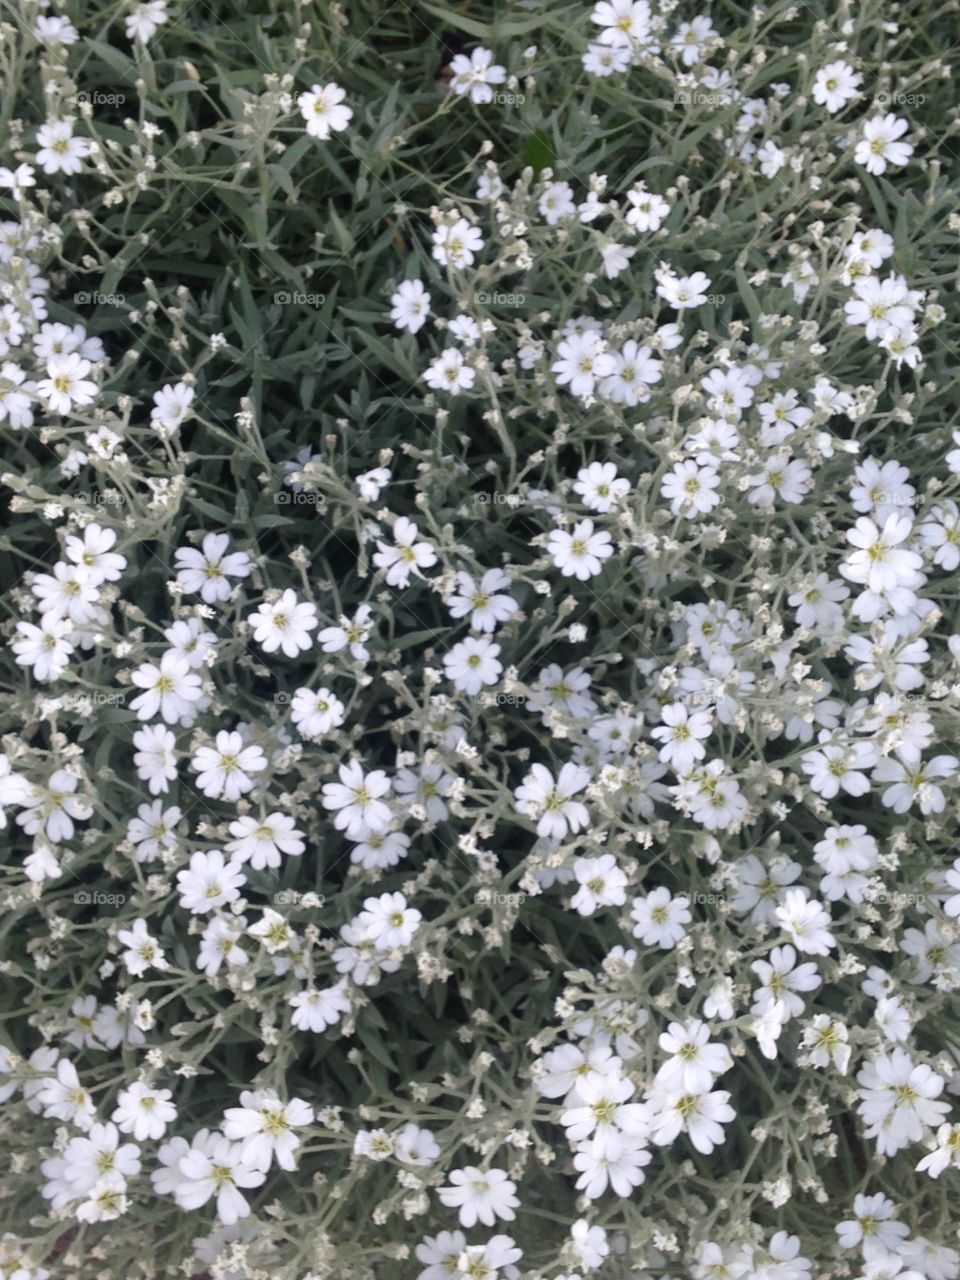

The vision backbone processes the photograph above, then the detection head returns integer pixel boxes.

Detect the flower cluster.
[0,1,958,1279]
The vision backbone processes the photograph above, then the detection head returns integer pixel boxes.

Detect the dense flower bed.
[1,0,960,1277]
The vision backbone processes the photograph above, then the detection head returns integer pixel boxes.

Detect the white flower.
[857,1051,949,1155]
[751,944,821,1019]
[916,1124,960,1179]
[570,1218,609,1269]
[11,616,75,681]
[128,803,180,865]
[175,1135,267,1224]
[222,1091,313,1171]
[290,686,345,737]
[855,114,913,174]
[424,347,475,393]
[655,1019,732,1093]
[651,702,712,770]
[17,769,92,843]
[35,120,90,176]
[583,42,632,75]
[318,604,374,660]
[36,1058,96,1130]
[191,731,266,801]
[655,268,711,309]
[128,726,177,798]
[432,218,484,269]
[130,651,203,723]
[802,1015,851,1074]
[775,889,835,956]
[175,533,252,604]
[449,47,506,104]
[625,186,670,231]
[444,636,502,695]
[373,516,437,587]
[226,812,305,869]
[37,353,97,414]
[547,519,613,580]
[357,466,392,501]
[125,1,169,42]
[446,568,517,632]
[540,180,577,225]
[390,279,431,333]
[573,462,630,512]
[630,887,691,949]
[112,1083,177,1141]
[661,461,721,516]
[812,61,861,112]
[118,918,167,976]
[571,855,628,915]
[248,589,318,657]
[0,362,35,428]
[150,381,194,435]
[289,982,351,1032]
[321,759,392,840]
[437,1167,518,1228]
[551,332,616,398]
[298,83,352,139]
[176,849,246,914]
[591,0,651,47]
[670,15,718,65]
[573,1130,651,1198]
[355,891,422,948]
[65,523,126,585]
[649,1087,735,1154]
[514,762,591,839]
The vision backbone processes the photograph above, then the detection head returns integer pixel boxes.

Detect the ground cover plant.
[1,0,960,1276]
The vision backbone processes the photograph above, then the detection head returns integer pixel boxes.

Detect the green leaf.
[521,129,554,175]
